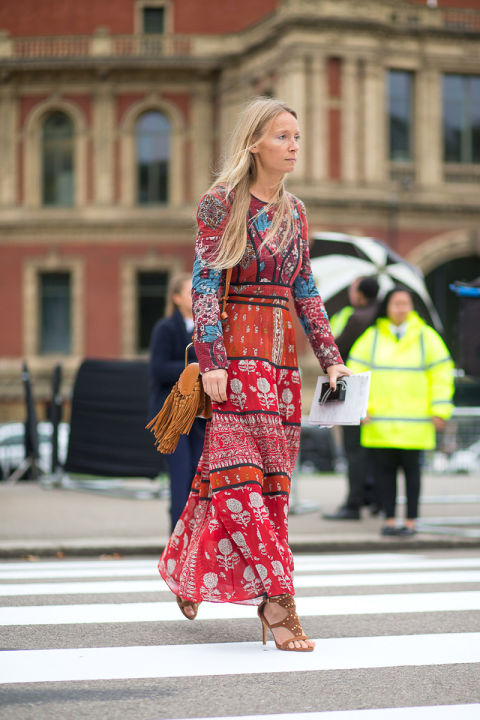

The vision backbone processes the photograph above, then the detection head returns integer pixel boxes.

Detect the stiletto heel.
[176,596,200,620]
[257,594,314,652]
[258,601,268,645]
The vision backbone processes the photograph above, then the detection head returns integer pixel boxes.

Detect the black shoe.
[397,526,417,537]
[323,506,361,520]
[380,525,399,536]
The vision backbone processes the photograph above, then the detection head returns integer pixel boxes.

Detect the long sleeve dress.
[158,186,342,605]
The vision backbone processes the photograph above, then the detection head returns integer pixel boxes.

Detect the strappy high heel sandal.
[258,594,314,652]
[176,596,200,620]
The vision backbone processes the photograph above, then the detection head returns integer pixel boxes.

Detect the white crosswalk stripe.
[170,709,480,720]
[2,569,480,597]
[2,632,480,684]
[1,591,480,626]
[2,553,480,577]
[1,551,479,719]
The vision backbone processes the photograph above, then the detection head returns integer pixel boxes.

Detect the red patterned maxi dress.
[158,187,342,605]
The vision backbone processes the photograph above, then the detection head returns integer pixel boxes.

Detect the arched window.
[42,111,74,206]
[136,111,170,204]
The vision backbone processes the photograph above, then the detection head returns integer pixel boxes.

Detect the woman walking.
[159,97,350,651]
[348,288,454,536]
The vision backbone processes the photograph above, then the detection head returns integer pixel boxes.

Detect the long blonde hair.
[208,97,297,270]
[166,272,191,316]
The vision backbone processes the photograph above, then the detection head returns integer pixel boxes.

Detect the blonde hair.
[208,97,297,270]
[166,272,191,316]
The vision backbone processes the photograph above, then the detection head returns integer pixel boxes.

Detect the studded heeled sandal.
[257,594,314,652]
[176,596,200,620]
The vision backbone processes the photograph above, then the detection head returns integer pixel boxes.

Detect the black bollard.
[49,364,63,473]
[7,363,40,482]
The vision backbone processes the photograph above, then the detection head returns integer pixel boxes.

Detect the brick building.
[0,0,479,418]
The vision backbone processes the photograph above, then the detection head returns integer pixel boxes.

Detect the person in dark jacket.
[149,273,206,532]
[323,275,379,520]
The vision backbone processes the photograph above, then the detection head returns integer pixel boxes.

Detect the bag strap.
[184,267,233,366]
[184,342,194,367]
[220,267,233,322]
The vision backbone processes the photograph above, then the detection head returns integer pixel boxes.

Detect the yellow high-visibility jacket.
[347,311,454,450]
[330,306,354,338]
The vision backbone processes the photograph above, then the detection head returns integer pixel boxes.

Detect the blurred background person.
[324,276,380,520]
[149,273,206,533]
[347,287,454,536]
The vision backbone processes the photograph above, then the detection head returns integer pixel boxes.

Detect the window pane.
[136,111,170,204]
[388,70,413,161]
[443,75,465,162]
[137,271,169,352]
[143,7,165,33]
[42,112,74,206]
[443,74,480,164]
[40,273,71,354]
[472,77,480,163]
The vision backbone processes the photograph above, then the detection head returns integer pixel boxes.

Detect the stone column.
[92,83,115,205]
[0,85,17,206]
[341,56,359,185]
[308,52,327,183]
[277,55,307,180]
[416,68,442,188]
[191,83,213,200]
[362,59,386,185]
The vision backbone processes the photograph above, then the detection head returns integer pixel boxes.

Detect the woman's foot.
[381,518,398,536]
[176,596,200,620]
[398,520,417,537]
[260,595,315,651]
[381,525,398,536]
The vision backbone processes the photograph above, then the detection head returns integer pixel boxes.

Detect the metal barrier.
[426,407,480,474]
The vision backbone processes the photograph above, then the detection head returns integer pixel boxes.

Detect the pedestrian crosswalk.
[0,551,479,719]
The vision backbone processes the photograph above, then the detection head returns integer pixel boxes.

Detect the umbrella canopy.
[310,232,442,331]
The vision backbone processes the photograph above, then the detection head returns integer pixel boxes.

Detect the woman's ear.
[250,144,258,154]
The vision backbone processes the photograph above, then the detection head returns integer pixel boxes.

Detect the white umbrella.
[310,232,442,330]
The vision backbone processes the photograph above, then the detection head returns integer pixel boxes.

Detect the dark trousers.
[368,448,421,520]
[343,425,374,510]
[165,418,206,533]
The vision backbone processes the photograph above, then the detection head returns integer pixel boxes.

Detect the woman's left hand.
[326,363,353,389]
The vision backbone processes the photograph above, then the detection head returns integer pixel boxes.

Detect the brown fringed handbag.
[146,268,232,454]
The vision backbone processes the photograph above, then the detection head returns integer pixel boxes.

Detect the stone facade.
[0,0,479,418]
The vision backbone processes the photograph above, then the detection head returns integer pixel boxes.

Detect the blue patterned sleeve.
[192,190,230,374]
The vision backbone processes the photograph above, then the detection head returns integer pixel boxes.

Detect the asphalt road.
[1,549,480,720]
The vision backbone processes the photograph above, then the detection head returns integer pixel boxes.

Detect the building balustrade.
[0,5,479,65]
[0,32,220,63]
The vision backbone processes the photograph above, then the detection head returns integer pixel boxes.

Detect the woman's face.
[251,111,300,178]
[387,291,413,326]
[173,279,192,318]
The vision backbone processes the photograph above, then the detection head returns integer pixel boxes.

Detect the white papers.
[308,372,371,426]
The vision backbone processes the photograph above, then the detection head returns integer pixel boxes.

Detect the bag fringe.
[146,380,204,454]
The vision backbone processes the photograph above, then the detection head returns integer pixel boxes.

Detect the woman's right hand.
[202,368,228,403]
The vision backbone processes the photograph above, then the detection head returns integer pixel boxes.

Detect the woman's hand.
[202,368,228,403]
[326,363,353,389]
